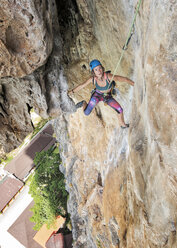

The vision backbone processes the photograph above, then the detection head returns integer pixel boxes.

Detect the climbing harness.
[84,89,123,115]
[92,71,117,106]
[110,0,142,84]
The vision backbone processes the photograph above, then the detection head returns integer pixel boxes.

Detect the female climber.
[69,59,134,128]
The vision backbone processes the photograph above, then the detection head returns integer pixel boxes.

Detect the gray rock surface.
[0,0,53,77]
[0,76,48,152]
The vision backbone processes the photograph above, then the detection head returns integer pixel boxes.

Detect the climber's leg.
[84,91,102,115]
[118,112,129,128]
[105,96,129,128]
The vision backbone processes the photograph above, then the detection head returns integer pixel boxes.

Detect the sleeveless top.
[93,72,113,91]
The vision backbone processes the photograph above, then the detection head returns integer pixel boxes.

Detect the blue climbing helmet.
[89,59,102,71]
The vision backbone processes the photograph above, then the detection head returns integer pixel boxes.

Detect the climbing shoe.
[75,100,84,109]
[112,88,120,96]
[121,124,129,129]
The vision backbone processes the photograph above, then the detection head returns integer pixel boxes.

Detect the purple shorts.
[84,90,123,116]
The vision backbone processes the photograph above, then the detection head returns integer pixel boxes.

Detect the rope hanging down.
[110,0,142,83]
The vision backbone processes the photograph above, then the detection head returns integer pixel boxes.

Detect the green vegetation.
[29,146,69,230]
[31,118,49,139]
[1,155,13,164]
[25,173,34,186]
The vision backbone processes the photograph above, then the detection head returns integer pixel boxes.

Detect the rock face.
[0,0,55,153]
[0,0,53,77]
[0,76,48,153]
[0,0,75,153]
[0,0,177,247]
[55,0,177,247]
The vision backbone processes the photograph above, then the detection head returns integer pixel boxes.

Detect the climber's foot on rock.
[75,100,84,109]
[121,124,129,129]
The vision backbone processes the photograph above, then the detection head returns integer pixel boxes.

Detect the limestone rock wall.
[128,1,177,246]
[0,76,48,153]
[54,0,177,247]
[0,0,55,153]
[0,0,53,77]
[0,0,75,154]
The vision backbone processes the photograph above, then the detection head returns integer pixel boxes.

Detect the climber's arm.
[108,73,134,86]
[68,77,92,94]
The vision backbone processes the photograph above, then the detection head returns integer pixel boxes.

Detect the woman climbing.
[69,59,134,128]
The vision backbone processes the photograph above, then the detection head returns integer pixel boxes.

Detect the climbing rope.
[110,0,142,83]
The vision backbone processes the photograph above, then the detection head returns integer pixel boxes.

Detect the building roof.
[33,216,65,248]
[45,233,73,248]
[45,233,65,248]
[0,175,24,212]
[64,234,73,248]
[5,124,56,180]
[8,201,42,248]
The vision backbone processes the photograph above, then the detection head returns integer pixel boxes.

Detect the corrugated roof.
[0,175,24,212]
[45,233,73,248]
[33,216,65,248]
[5,124,56,180]
[8,201,42,248]
[45,233,64,248]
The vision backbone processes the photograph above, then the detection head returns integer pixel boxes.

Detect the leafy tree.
[29,146,68,230]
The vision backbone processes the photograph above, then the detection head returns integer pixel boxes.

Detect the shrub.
[29,147,68,230]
